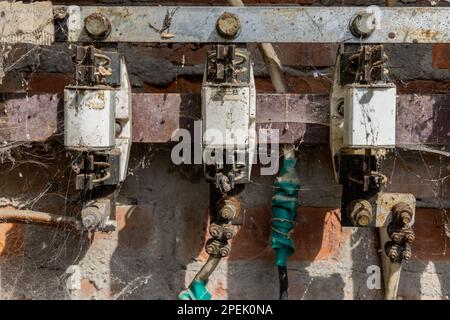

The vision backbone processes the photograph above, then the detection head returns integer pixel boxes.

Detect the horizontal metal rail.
[65,6,450,44]
[1,93,448,145]
[1,3,449,44]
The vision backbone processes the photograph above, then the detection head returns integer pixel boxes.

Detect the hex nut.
[347,199,373,227]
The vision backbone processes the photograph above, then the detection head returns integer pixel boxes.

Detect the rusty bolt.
[388,32,396,39]
[223,226,236,240]
[347,199,373,227]
[220,202,237,221]
[84,13,111,40]
[219,244,231,257]
[216,12,241,39]
[393,202,413,225]
[350,12,377,39]
[392,233,401,243]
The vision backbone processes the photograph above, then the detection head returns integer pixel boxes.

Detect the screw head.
[216,12,241,39]
[84,13,111,39]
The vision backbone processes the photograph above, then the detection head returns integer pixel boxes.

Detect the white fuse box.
[343,84,396,148]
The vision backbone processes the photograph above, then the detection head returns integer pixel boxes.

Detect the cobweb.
[0,18,449,300]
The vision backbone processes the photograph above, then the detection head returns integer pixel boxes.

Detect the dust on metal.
[65,6,450,43]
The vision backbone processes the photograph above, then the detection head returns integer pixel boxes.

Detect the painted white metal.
[201,65,256,182]
[343,85,396,148]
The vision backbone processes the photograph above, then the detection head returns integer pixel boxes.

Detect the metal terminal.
[84,12,111,40]
[350,12,377,39]
[347,199,373,226]
[216,12,241,39]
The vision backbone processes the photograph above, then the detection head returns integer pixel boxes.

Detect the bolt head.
[84,13,111,39]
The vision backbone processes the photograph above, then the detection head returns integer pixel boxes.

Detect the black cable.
[278,265,289,300]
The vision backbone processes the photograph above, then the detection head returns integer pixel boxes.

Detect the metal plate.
[66,6,450,44]
[0,1,54,45]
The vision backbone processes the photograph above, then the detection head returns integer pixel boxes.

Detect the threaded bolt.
[220,203,237,220]
[406,234,415,243]
[209,224,222,238]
